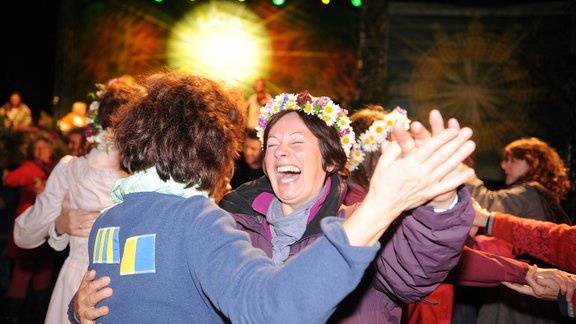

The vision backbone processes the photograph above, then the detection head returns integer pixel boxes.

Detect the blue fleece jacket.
[87,192,379,323]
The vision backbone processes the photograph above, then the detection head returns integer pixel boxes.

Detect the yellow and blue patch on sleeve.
[93,227,120,264]
[120,234,156,276]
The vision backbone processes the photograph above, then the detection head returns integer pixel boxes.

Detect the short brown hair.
[112,72,245,198]
[262,110,348,176]
[504,137,570,202]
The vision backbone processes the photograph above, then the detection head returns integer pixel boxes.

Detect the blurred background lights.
[167,2,272,90]
[351,0,362,7]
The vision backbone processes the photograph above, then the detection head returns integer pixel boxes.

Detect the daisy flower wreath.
[85,84,114,153]
[348,107,411,172]
[256,91,355,158]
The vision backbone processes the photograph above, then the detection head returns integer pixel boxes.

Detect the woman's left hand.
[75,270,113,323]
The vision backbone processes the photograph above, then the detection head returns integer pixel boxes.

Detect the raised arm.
[394,109,471,210]
[371,188,474,304]
[346,115,475,246]
[361,110,477,302]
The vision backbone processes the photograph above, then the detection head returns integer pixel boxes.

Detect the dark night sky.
[0,1,60,117]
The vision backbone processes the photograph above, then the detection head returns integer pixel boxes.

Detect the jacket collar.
[220,174,348,239]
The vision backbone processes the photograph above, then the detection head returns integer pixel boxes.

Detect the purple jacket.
[219,175,474,323]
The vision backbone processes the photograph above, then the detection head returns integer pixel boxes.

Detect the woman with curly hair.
[467,137,571,225]
[465,138,572,324]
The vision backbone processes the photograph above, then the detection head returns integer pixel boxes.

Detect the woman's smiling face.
[264,112,327,215]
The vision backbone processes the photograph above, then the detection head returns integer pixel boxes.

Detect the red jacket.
[4,160,52,257]
[491,212,575,273]
[490,212,576,310]
[4,160,50,215]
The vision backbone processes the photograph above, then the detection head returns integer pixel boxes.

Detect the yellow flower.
[322,114,335,126]
[338,116,350,129]
[342,136,350,145]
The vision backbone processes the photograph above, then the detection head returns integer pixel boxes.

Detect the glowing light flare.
[351,0,362,7]
[167,2,271,86]
[322,0,330,4]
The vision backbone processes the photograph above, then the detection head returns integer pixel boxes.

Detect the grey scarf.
[266,182,328,265]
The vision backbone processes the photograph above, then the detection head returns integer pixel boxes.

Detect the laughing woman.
[218,92,476,323]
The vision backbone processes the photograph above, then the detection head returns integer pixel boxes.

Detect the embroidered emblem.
[120,234,156,276]
[93,227,120,264]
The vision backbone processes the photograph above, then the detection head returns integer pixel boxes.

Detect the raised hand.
[373,124,475,211]
[393,109,473,209]
[345,123,475,246]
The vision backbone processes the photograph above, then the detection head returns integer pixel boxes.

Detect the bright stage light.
[167,2,271,87]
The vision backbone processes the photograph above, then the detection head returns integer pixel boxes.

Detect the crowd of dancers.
[0,72,574,324]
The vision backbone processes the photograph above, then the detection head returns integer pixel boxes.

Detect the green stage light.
[351,0,361,7]
[272,0,285,6]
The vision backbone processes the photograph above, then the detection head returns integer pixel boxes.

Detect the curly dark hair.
[262,109,348,177]
[504,137,570,202]
[112,72,245,199]
[349,105,388,190]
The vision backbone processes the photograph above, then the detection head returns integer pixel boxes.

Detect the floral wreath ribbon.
[348,107,411,172]
[85,85,114,153]
[256,91,355,157]
[255,90,410,172]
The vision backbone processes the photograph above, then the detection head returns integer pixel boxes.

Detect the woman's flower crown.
[85,84,114,153]
[348,107,411,172]
[256,91,355,157]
